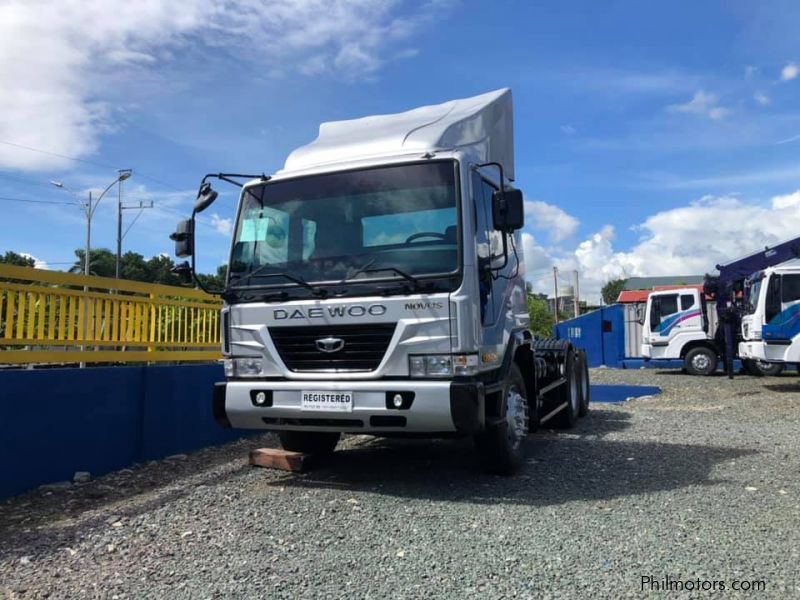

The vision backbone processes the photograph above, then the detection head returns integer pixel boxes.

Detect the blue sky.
[2,0,800,300]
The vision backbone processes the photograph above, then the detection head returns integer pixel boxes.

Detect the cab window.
[680,294,695,311]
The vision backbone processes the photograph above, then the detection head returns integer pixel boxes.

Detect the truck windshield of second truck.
[227,161,459,295]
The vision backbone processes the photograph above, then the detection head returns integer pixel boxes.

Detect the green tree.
[528,295,555,339]
[69,247,222,289]
[144,254,183,286]
[601,278,627,305]
[195,265,227,290]
[0,251,35,267]
[71,248,117,277]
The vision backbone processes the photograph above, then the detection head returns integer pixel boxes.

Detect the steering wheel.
[405,231,446,243]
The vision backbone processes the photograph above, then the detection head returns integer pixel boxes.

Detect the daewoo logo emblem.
[316,337,345,353]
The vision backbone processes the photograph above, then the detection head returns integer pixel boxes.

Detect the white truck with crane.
[739,263,800,367]
[170,89,589,474]
[641,238,800,377]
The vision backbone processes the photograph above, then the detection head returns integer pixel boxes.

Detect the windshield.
[746,277,763,314]
[228,161,459,293]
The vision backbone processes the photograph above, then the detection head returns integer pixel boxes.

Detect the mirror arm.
[475,161,506,192]
[202,172,271,188]
[187,209,223,296]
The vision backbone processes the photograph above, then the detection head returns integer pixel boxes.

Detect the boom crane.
[704,237,800,378]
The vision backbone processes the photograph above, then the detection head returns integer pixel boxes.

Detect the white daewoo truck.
[739,264,800,366]
[171,89,589,473]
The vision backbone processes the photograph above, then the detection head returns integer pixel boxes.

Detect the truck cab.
[739,265,800,364]
[172,89,588,474]
[640,288,717,374]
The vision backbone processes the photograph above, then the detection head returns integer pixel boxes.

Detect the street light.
[51,171,132,277]
[51,173,132,369]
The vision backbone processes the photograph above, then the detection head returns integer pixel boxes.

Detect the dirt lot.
[1,369,799,599]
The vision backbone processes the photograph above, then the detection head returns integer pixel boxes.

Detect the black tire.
[743,358,784,377]
[278,431,340,455]
[576,350,590,417]
[551,349,579,429]
[684,347,717,376]
[474,363,529,475]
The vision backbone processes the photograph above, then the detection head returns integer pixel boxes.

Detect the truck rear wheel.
[742,359,784,377]
[576,350,590,417]
[684,347,717,376]
[278,431,340,455]
[551,349,579,428]
[475,363,529,475]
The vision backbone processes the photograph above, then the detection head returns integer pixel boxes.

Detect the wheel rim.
[570,367,579,412]
[505,384,529,449]
[580,365,588,403]
[692,353,710,371]
[757,361,772,372]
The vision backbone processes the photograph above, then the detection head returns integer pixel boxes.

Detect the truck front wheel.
[475,363,529,475]
[278,431,340,455]
[684,347,717,376]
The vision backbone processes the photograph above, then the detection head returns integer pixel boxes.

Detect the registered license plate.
[301,391,353,412]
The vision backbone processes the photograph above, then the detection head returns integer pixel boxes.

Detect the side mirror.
[194,182,218,213]
[635,304,645,325]
[171,261,192,284]
[170,219,194,258]
[492,188,524,232]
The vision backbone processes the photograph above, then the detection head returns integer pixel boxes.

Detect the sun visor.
[282,88,514,180]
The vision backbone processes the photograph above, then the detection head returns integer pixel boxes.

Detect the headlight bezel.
[408,354,479,378]
[224,357,263,378]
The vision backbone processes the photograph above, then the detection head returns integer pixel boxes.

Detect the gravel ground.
[2,368,799,599]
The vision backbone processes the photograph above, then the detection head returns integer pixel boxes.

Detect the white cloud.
[707,106,732,120]
[524,200,579,243]
[0,0,451,171]
[19,253,48,269]
[771,190,800,209]
[754,91,771,106]
[667,90,731,120]
[777,134,800,145]
[560,124,576,135]
[521,232,552,275]
[524,191,800,304]
[781,62,799,82]
[210,213,233,236]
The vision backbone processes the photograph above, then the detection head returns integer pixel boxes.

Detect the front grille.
[268,323,396,372]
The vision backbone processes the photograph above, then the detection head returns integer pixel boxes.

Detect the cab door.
[650,290,703,344]
[763,274,800,341]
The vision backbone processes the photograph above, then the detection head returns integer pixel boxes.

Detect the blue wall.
[554,305,625,367]
[0,365,248,499]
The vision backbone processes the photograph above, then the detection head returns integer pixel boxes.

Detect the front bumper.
[738,341,787,363]
[213,379,485,435]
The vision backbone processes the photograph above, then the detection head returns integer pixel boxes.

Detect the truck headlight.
[224,358,262,378]
[408,354,478,377]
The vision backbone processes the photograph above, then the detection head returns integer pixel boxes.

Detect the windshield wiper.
[336,259,377,285]
[229,265,324,295]
[360,266,420,288]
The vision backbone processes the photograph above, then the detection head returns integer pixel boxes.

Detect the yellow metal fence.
[0,264,223,364]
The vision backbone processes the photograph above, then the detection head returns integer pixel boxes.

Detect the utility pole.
[51,172,132,366]
[573,269,580,319]
[552,266,559,323]
[84,191,92,276]
[115,169,133,278]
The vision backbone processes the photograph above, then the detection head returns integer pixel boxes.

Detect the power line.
[0,139,118,171]
[0,173,54,189]
[0,139,182,192]
[0,195,76,206]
